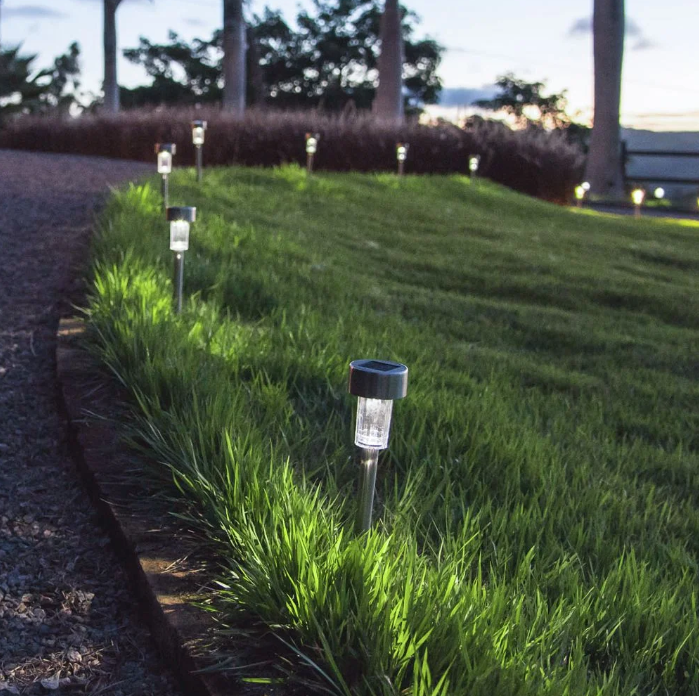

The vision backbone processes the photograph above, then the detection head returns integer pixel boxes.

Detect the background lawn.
[88,166,699,695]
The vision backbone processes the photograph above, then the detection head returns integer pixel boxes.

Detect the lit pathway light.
[396,143,409,177]
[631,188,645,219]
[306,133,319,174]
[654,187,665,200]
[167,206,196,314]
[191,120,207,183]
[156,143,176,210]
[469,154,481,178]
[348,359,408,533]
[574,185,585,208]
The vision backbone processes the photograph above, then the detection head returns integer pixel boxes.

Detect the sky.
[2,0,698,131]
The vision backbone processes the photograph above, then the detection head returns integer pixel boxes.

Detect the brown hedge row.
[0,108,585,203]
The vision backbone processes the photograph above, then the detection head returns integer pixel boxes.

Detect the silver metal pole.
[196,145,203,183]
[173,252,184,314]
[162,174,169,210]
[356,448,379,533]
[307,152,314,174]
[398,160,404,177]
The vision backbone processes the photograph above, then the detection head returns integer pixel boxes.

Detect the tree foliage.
[475,73,571,129]
[0,42,82,118]
[122,0,442,112]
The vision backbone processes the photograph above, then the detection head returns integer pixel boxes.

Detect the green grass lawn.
[88,166,699,695]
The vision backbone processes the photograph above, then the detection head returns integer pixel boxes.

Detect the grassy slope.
[89,167,699,695]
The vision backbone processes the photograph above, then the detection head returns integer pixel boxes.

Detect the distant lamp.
[654,187,665,199]
[631,188,645,218]
[167,206,196,315]
[348,359,408,532]
[582,181,591,192]
[469,155,481,177]
[155,143,176,210]
[306,133,319,173]
[396,143,408,176]
[191,120,207,183]
[574,185,586,207]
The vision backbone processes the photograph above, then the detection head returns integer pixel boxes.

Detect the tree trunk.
[373,0,404,123]
[585,0,625,198]
[103,0,121,113]
[222,0,246,114]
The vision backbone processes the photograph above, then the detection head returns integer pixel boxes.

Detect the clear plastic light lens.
[582,181,591,191]
[469,156,480,172]
[307,138,317,154]
[654,187,665,199]
[158,151,172,174]
[575,185,585,200]
[170,220,190,251]
[355,397,393,450]
[632,189,645,205]
[193,127,205,146]
[397,147,407,161]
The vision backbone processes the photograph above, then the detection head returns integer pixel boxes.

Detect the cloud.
[439,87,499,107]
[3,5,68,19]
[567,16,656,51]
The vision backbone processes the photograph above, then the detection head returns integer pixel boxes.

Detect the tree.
[122,2,442,113]
[585,0,625,198]
[475,73,571,129]
[103,0,123,112]
[222,0,246,113]
[0,43,82,118]
[373,0,403,121]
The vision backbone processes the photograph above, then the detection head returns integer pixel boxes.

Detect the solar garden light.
[155,143,176,210]
[396,143,409,177]
[574,181,590,208]
[191,120,207,183]
[469,154,481,178]
[631,188,645,219]
[348,359,408,533]
[167,206,196,314]
[306,133,319,174]
[654,187,665,200]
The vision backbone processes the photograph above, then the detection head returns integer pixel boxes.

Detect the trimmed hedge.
[0,108,585,202]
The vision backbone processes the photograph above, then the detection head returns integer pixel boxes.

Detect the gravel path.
[0,150,182,695]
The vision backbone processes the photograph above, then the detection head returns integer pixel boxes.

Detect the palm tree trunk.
[103,0,121,113]
[585,0,625,198]
[373,0,404,122]
[222,0,246,114]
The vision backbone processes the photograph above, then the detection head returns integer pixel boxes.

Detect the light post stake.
[162,175,169,210]
[306,133,319,174]
[191,120,207,183]
[348,359,409,533]
[166,206,196,315]
[174,252,184,313]
[396,143,408,177]
[357,449,379,532]
[156,143,176,210]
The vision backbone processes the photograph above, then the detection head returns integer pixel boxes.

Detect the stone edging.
[56,317,234,696]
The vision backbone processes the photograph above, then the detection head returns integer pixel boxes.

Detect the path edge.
[55,316,233,696]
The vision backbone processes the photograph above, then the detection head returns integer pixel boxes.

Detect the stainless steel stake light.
[156,143,176,210]
[348,359,408,533]
[167,206,196,314]
[306,133,319,174]
[191,120,207,183]
[469,155,481,178]
[396,143,409,177]
[632,188,645,219]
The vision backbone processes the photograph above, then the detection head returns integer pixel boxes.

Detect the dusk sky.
[3,0,697,131]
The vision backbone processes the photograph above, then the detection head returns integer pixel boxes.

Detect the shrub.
[0,107,584,202]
